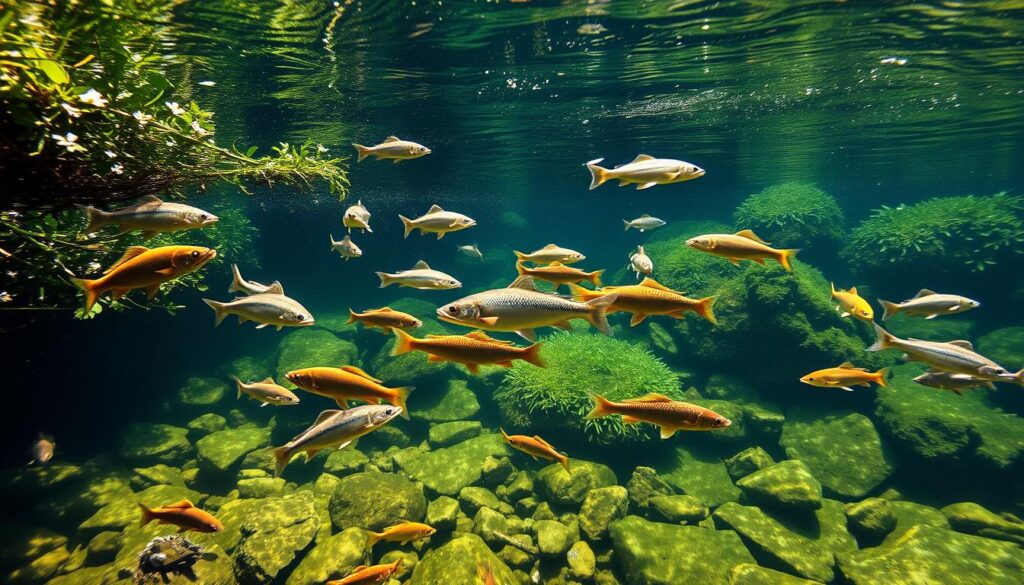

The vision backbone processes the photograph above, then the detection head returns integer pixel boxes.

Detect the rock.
[515,497,538,517]
[237,477,287,498]
[837,525,1024,584]
[648,495,709,524]
[284,526,366,585]
[426,496,460,531]
[86,531,118,564]
[186,413,226,441]
[473,506,510,545]
[579,486,628,541]
[7,545,68,584]
[736,460,822,511]
[884,500,950,544]
[743,402,786,441]
[535,520,574,558]
[500,544,533,571]
[728,563,824,584]
[975,326,1024,367]
[461,486,512,516]
[232,491,321,583]
[361,425,410,450]
[275,328,358,381]
[941,501,1024,545]
[224,354,273,381]
[176,376,228,409]
[408,534,515,585]
[117,423,193,467]
[380,549,418,581]
[647,322,678,356]
[536,460,617,507]
[0,461,82,497]
[79,483,201,535]
[844,498,896,544]
[481,456,515,488]
[329,471,425,531]
[429,421,482,447]
[626,466,675,511]
[725,447,776,482]
[498,470,533,502]
[43,566,111,585]
[130,464,184,490]
[226,408,249,427]
[780,408,895,499]
[196,425,271,475]
[322,449,368,476]
[411,379,481,423]
[610,515,755,584]
[656,446,740,507]
[396,433,511,496]
[567,540,596,581]
[0,526,67,570]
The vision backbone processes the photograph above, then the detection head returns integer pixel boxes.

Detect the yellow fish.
[501,429,570,472]
[391,329,545,375]
[365,521,436,547]
[686,230,799,272]
[570,278,716,326]
[72,245,216,312]
[831,283,873,320]
[799,362,888,391]
[515,261,603,289]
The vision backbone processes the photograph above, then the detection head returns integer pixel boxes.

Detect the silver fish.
[343,200,372,233]
[587,155,704,190]
[912,371,995,395]
[30,433,54,465]
[376,260,461,290]
[353,136,431,163]
[868,323,1023,384]
[272,405,403,476]
[879,289,980,320]
[513,243,585,265]
[330,234,362,260]
[203,293,314,330]
[233,376,300,407]
[458,244,483,261]
[623,214,666,232]
[229,264,284,296]
[399,205,476,240]
[80,195,218,237]
[630,245,653,280]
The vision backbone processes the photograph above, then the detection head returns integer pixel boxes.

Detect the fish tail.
[879,299,900,321]
[584,293,619,336]
[272,445,293,477]
[1014,369,1024,387]
[71,276,100,313]
[522,342,547,368]
[228,264,246,294]
[777,248,800,272]
[867,322,896,352]
[567,283,594,301]
[138,502,155,527]
[365,530,383,548]
[353,143,371,162]
[830,282,837,297]
[329,234,338,248]
[233,376,244,399]
[585,392,614,419]
[513,250,528,262]
[586,158,609,190]
[515,261,526,276]
[558,454,571,473]
[376,272,394,288]
[391,327,416,355]
[589,269,605,287]
[398,215,414,239]
[203,298,228,326]
[875,368,890,388]
[393,386,414,420]
[622,219,631,231]
[78,205,109,233]
[696,296,718,325]
[346,308,358,325]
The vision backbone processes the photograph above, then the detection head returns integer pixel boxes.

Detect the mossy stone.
[396,433,511,496]
[224,354,273,383]
[275,328,359,381]
[535,520,574,557]
[728,563,824,584]
[625,466,675,511]
[736,460,822,511]
[975,326,1024,369]
[461,486,512,515]
[429,420,482,447]
[176,376,227,408]
[733,182,845,252]
[7,545,69,584]
[579,486,628,541]
[408,534,515,585]
[79,483,201,535]
[328,471,425,531]
[322,448,368,477]
[412,379,481,423]
[537,460,617,507]
[656,447,740,507]
[186,413,226,441]
[85,530,118,564]
[129,464,184,490]
[883,500,950,544]
[498,470,533,502]
[0,526,67,569]
[481,455,515,488]
[237,477,287,498]
[725,447,776,482]
[473,506,511,546]
[116,423,193,467]
[648,495,709,524]
[941,501,1024,546]
[232,491,321,583]
[844,497,896,543]
[426,496,461,531]
[380,549,418,580]
[567,540,596,580]
[283,526,366,585]
[195,425,271,475]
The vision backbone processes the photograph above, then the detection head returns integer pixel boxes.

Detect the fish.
[586,155,705,191]
[831,283,874,321]
[330,234,362,260]
[512,243,585,265]
[568,278,716,326]
[138,499,222,533]
[458,243,483,261]
[477,562,497,585]
[326,560,402,585]
[515,261,603,289]
[71,245,217,312]
[501,429,569,472]
[376,260,461,290]
[203,293,314,330]
[878,289,980,320]
[437,275,619,341]
[80,195,218,238]
[391,329,545,374]
[400,205,476,240]
[343,200,372,233]
[623,214,666,232]
[229,264,284,296]
[352,136,431,163]
[285,366,414,414]
[586,393,731,439]
[365,521,436,547]
[867,323,1024,384]
[30,433,54,465]
[577,23,607,35]
[799,362,888,391]
[686,230,799,272]
[629,245,653,279]
[347,307,423,332]
[272,405,403,476]
[912,371,996,395]
[233,376,300,407]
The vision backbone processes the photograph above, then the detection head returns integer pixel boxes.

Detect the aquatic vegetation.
[733,182,845,249]
[495,332,683,445]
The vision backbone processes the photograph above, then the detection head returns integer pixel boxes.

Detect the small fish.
[326,560,402,585]
[352,136,431,163]
[399,205,476,240]
[586,155,705,191]
[343,200,372,233]
[586,393,731,439]
[30,433,55,465]
[79,195,218,238]
[365,521,436,547]
[285,366,413,413]
[515,261,603,289]
[629,245,653,279]
[138,499,222,533]
[330,234,362,260]
[513,243,585,265]
[831,283,873,321]
[233,376,300,407]
[477,562,497,585]
[347,307,422,332]
[72,245,216,312]
[868,323,1024,384]
[437,275,619,341]
[376,260,461,290]
[686,230,799,272]
[878,289,980,320]
[569,278,716,326]
[0,291,12,303]
[577,23,607,35]
[391,329,545,375]
[799,363,888,392]
[912,371,995,395]
[458,243,483,261]
[272,405,403,476]
[203,293,313,330]
[229,264,283,296]
[501,429,569,472]
[623,214,666,232]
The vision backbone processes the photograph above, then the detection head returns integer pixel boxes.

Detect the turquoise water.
[3,1,1024,584]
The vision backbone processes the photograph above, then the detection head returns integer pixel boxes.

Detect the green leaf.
[37,59,69,85]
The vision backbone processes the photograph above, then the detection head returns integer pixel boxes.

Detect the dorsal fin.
[547,261,564,268]
[313,410,342,426]
[261,377,275,384]
[377,307,393,312]
[838,361,857,369]
[947,340,974,350]
[351,565,368,572]
[532,435,554,449]
[162,499,195,509]
[629,154,655,163]
[341,365,382,383]
[265,281,284,295]
[625,393,673,403]
[636,245,646,255]
[105,246,149,274]
[427,204,444,214]
[640,213,651,218]
[465,331,512,344]
[734,229,769,244]
[913,289,936,298]
[137,195,164,206]
[356,199,364,208]
[639,277,673,291]
[383,136,400,143]
[541,244,558,250]
[848,286,858,295]
[413,260,431,270]
[507,275,539,291]
[341,235,352,243]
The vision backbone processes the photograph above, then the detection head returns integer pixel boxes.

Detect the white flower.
[190,120,208,135]
[132,111,153,126]
[104,150,117,159]
[110,163,124,175]
[52,132,84,152]
[198,80,216,86]
[166,101,185,116]
[78,89,107,107]
[317,144,329,153]
[61,102,82,118]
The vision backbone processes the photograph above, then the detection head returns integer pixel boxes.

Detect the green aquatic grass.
[733,182,845,248]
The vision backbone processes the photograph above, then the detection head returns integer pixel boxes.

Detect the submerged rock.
[322,448,368,477]
[426,496,460,531]
[535,519,575,557]
[975,326,1024,367]
[130,464,185,490]
[656,447,740,507]
[460,486,512,516]
[411,379,480,423]
[117,423,193,467]
[176,376,228,409]
[408,534,515,585]
[537,460,617,507]
[232,491,321,583]
[625,466,675,511]
[186,413,226,441]
[195,425,271,475]
[429,420,482,447]
[941,501,1024,545]
[79,483,201,535]
[396,433,510,496]
[647,494,709,524]
[579,486,629,541]
[275,329,359,381]
[567,540,596,581]
[844,497,896,544]
[736,460,822,511]
[728,563,824,585]
[725,447,776,482]
[883,500,950,544]
[329,471,425,531]
[284,526,366,585]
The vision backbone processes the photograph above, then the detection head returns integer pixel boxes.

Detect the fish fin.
[584,293,619,336]
[696,296,718,325]
[623,219,632,231]
[515,261,527,276]
[849,286,858,295]
[622,416,641,425]
[952,388,964,396]
[353,143,372,162]
[393,387,414,419]
[636,182,657,190]
[145,284,160,299]
[512,250,528,262]
[265,281,284,294]
[585,392,614,419]
[313,410,342,425]
[947,340,974,349]
[71,277,100,313]
[391,328,416,356]
[875,368,889,388]
[104,246,148,274]
[399,215,415,239]
[507,275,539,291]
[413,260,430,269]
[427,204,444,213]
[516,329,536,342]
[830,282,837,297]
[925,314,937,320]
[913,289,936,298]
[336,440,353,450]
[541,244,559,250]
[260,402,269,407]
[589,269,604,287]
[985,381,997,390]
[638,277,672,291]
[436,230,445,240]
[335,398,349,409]
[203,299,228,327]
[838,361,858,368]
[734,229,769,244]
[465,331,506,343]
[465,363,480,375]
[618,179,630,186]
[1014,369,1024,387]
[383,135,400,142]
[659,426,677,439]
[586,158,610,190]
[255,323,269,329]
[427,354,444,362]
[79,205,110,233]
[163,499,195,509]
[840,312,851,318]
[947,305,960,312]
[234,377,244,400]
[551,320,573,330]
[228,264,246,294]
[879,299,900,320]
[867,323,897,352]
[521,342,546,368]
[840,386,854,392]
[626,393,673,403]
[776,249,799,272]
[500,428,512,443]
[629,313,648,327]
[559,455,571,473]
[340,365,383,383]
[376,272,394,288]
[480,316,500,325]
[138,503,155,527]
[365,531,383,548]
[347,308,359,325]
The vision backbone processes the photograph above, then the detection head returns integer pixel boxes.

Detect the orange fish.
[501,429,569,472]
[72,245,216,312]
[515,261,603,289]
[138,499,222,533]
[477,561,497,585]
[391,329,545,375]
[366,521,436,547]
[285,366,412,416]
[347,307,422,332]
[587,393,731,439]
[569,278,716,326]
[686,230,798,272]
[800,362,888,391]
[326,560,402,585]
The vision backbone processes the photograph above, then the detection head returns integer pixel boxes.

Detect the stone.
[284,526,366,585]
[237,477,287,498]
[186,413,226,441]
[515,497,539,517]
[411,379,480,423]
[275,328,358,381]
[736,460,822,511]
[567,540,596,581]
[743,402,786,441]
[86,531,118,564]
[975,326,1024,367]
[656,447,740,507]
[232,491,321,583]
[725,447,776,482]
[322,449,368,476]
[426,496,461,531]
[536,460,617,507]
[381,549,418,581]
[648,495,709,524]
[499,470,534,503]
[473,506,510,545]
[396,433,511,496]
[195,425,271,475]
[625,466,674,511]
[224,354,273,382]
[481,455,515,487]
[429,420,482,447]
[579,486,628,541]
[78,483,201,535]
[130,464,184,490]
[176,376,227,408]
[116,423,193,467]
[329,471,425,531]
[610,515,755,584]
[535,520,574,558]
[499,544,533,571]
[884,500,950,544]
[239,449,277,475]
[361,425,410,450]
[408,534,515,585]
[7,545,68,584]
[780,408,895,499]
[941,501,1024,545]
[728,563,823,584]
[461,486,512,515]
[844,498,896,544]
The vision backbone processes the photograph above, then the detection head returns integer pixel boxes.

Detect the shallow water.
[3,1,1024,584]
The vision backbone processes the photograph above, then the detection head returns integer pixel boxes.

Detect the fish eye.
[190,251,200,258]
[296,314,305,321]
[200,214,208,220]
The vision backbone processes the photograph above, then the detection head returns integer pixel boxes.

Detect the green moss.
[495,332,683,445]
[734,182,845,249]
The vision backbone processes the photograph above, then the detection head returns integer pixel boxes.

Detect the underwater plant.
[733,182,845,250]
[495,332,683,446]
